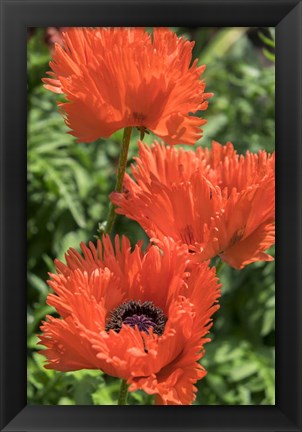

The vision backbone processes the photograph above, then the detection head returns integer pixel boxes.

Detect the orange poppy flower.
[42,27,212,145]
[111,141,275,269]
[39,236,220,405]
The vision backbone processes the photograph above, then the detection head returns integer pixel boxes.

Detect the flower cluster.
[39,27,275,405]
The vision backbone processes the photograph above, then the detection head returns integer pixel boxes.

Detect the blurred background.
[27,27,275,405]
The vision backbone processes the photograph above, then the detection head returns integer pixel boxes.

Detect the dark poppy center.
[105,300,167,336]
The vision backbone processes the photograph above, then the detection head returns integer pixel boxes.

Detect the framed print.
[0,0,301,431]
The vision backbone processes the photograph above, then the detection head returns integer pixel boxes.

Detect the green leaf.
[57,230,88,261]
[261,309,275,336]
[43,163,86,228]
[258,31,275,48]
[263,48,275,63]
[28,272,48,299]
[58,397,76,405]
[91,380,119,405]
[206,374,228,400]
[229,362,259,382]
[200,28,249,64]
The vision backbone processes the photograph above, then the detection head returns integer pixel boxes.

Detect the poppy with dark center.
[111,141,275,269]
[39,235,220,405]
[42,27,212,145]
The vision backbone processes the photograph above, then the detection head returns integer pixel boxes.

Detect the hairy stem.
[117,379,129,405]
[103,127,133,235]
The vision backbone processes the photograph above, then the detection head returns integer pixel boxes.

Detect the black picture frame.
[1,0,301,431]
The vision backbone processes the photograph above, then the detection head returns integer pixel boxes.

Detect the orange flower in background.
[39,236,220,405]
[111,141,275,269]
[43,27,212,145]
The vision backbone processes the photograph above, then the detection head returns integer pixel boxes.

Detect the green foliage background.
[27,27,275,405]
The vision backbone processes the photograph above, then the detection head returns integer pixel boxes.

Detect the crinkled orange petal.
[43,27,211,145]
[39,316,103,371]
[111,141,275,269]
[221,222,275,269]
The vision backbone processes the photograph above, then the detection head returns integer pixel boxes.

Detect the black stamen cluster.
[105,300,167,336]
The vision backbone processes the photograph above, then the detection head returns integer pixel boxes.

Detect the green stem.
[103,127,133,235]
[117,379,129,405]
